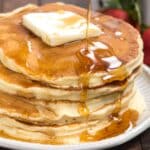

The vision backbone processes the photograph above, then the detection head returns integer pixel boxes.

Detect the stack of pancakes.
[0,3,144,144]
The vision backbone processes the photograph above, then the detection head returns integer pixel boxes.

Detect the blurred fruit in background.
[142,28,150,65]
[99,0,150,65]
[101,0,141,29]
[103,9,129,22]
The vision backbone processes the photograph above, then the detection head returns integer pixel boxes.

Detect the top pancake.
[0,3,143,88]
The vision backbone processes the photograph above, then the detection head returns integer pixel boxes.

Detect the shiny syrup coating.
[78,0,92,117]
[78,0,138,141]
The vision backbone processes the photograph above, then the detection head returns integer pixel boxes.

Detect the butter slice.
[23,11,101,46]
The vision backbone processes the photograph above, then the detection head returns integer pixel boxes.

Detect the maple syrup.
[110,94,122,120]
[77,0,133,140]
[77,0,127,116]
[80,109,139,142]
[62,13,83,26]
[78,0,92,116]
[78,103,89,117]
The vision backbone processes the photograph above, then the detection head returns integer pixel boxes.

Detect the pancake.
[0,62,141,101]
[0,3,143,88]
[0,2,144,145]
[0,89,145,144]
[0,83,133,126]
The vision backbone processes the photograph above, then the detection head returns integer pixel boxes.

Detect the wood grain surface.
[0,0,149,149]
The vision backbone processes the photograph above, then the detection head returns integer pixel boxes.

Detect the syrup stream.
[78,0,92,116]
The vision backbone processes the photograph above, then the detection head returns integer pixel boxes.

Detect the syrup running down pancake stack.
[0,3,145,144]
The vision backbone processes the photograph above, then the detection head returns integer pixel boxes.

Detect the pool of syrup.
[80,109,138,142]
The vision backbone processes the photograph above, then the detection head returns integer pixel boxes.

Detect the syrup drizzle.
[80,109,138,142]
[77,0,127,116]
[78,0,92,116]
[77,0,131,140]
[109,93,122,121]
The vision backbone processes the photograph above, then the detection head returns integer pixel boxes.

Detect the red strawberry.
[103,9,129,22]
[143,48,150,65]
[142,28,150,65]
[143,28,150,49]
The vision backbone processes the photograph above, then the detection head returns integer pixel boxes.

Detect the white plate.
[0,65,150,150]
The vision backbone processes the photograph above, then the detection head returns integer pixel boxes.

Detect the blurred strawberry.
[143,48,150,65]
[103,9,130,22]
[142,28,150,65]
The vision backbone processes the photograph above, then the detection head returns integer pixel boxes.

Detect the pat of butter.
[23,11,101,46]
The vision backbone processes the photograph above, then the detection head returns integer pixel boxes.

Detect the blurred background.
[0,0,149,66]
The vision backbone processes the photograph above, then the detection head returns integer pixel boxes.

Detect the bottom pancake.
[0,89,145,144]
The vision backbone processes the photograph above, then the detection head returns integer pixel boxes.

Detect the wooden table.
[0,0,149,149]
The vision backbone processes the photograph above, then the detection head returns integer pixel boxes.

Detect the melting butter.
[23,11,101,46]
